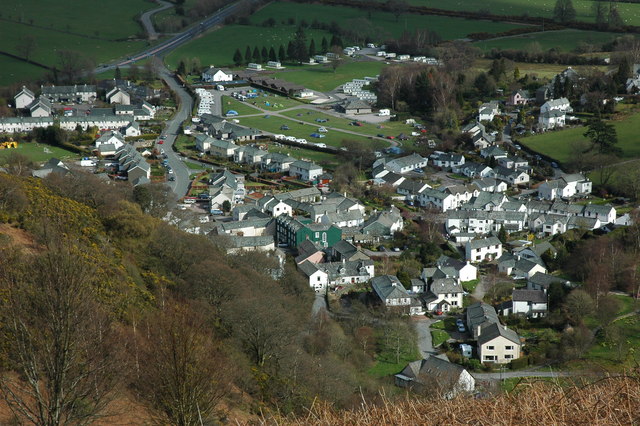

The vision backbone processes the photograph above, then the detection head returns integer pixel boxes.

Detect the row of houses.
[112,143,151,186]
[0,114,136,134]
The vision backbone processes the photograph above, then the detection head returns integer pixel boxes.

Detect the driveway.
[413,317,438,359]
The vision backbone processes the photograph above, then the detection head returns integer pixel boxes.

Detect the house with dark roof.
[371,275,422,314]
[385,153,428,174]
[14,86,35,109]
[275,215,342,248]
[511,289,548,318]
[465,236,502,263]
[299,259,375,293]
[422,278,463,312]
[395,356,475,398]
[201,66,234,83]
[477,322,521,364]
[339,98,372,115]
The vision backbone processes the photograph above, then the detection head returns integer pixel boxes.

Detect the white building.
[465,237,503,263]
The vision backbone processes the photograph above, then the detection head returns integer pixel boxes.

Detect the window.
[322,232,327,242]
[505,355,513,359]
[505,346,514,350]
[317,276,321,281]
[484,355,496,361]
[476,255,481,260]
[495,245,499,249]
[451,301,458,306]
[487,346,495,350]
[315,232,319,238]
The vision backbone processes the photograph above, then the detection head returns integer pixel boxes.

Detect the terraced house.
[276,215,342,248]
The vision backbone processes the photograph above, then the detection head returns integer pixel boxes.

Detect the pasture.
[472,59,609,79]
[0,56,47,87]
[474,29,625,53]
[403,0,640,26]
[249,1,527,41]
[517,110,640,163]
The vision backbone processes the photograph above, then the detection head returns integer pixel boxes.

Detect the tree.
[564,289,594,324]
[222,200,231,212]
[584,118,620,155]
[330,34,343,48]
[16,34,37,62]
[252,46,261,63]
[134,304,229,424]
[0,243,120,425]
[593,1,608,28]
[261,46,268,62]
[292,25,308,63]
[114,66,122,80]
[268,46,277,62]
[608,2,624,29]
[233,48,243,66]
[286,41,295,60]
[278,44,286,62]
[244,45,252,64]
[615,55,632,85]
[553,0,577,23]
[308,39,316,57]
[128,62,139,80]
[56,50,94,83]
[329,46,343,73]
[497,225,508,244]
[386,0,409,22]
[321,36,328,52]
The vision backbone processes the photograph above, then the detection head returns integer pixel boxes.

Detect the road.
[158,67,193,197]
[96,0,252,73]
[472,369,574,380]
[312,294,329,318]
[139,0,173,41]
[413,318,437,359]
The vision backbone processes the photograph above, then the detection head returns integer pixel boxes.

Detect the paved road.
[158,67,193,197]
[140,0,173,41]
[312,294,329,318]
[413,318,437,359]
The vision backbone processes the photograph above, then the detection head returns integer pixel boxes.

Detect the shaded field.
[0,143,77,164]
[274,60,386,92]
[0,56,47,86]
[474,29,625,53]
[473,58,609,79]
[518,110,640,163]
[250,1,527,40]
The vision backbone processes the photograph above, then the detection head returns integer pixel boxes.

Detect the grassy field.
[474,29,624,53]
[250,2,527,41]
[473,58,609,79]
[235,115,376,148]
[431,329,450,347]
[263,142,340,168]
[165,25,333,71]
[0,143,77,164]
[402,0,640,26]
[0,56,48,87]
[279,108,416,138]
[221,96,262,116]
[518,110,640,163]
[274,60,387,92]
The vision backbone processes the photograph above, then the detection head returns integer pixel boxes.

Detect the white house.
[465,237,503,263]
[385,153,428,174]
[430,152,465,169]
[371,275,416,310]
[539,110,566,130]
[417,188,457,212]
[540,97,572,114]
[395,356,475,398]
[106,87,131,105]
[202,66,234,83]
[289,160,323,182]
[511,289,548,318]
[123,121,141,137]
[478,101,500,122]
[14,86,35,109]
[477,322,522,364]
[493,166,529,186]
[424,278,464,312]
[299,259,375,293]
[95,131,125,150]
[538,173,592,200]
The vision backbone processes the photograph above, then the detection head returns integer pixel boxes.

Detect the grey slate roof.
[467,236,501,250]
[477,322,521,346]
[371,275,410,300]
[430,278,462,295]
[512,289,547,303]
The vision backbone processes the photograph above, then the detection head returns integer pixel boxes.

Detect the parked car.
[457,324,466,333]
[280,124,289,130]
[315,118,328,123]
[377,133,385,138]
[456,319,464,327]
[168,176,175,181]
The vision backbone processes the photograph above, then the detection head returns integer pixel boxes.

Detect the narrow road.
[472,370,574,380]
[413,318,437,359]
[140,0,173,41]
[312,294,329,318]
[158,67,193,197]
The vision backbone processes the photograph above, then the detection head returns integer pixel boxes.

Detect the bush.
[509,356,529,370]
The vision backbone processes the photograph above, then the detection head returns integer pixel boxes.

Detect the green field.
[403,0,640,26]
[237,115,377,148]
[518,111,640,163]
[279,108,417,139]
[165,25,333,71]
[221,96,263,116]
[274,60,387,92]
[475,29,624,52]
[249,2,527,41]
[0,143,77,164]
[264,142,340,168]
[473,58,609,79]
[0,56,47,87]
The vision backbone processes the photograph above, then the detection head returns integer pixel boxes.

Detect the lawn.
[431,317,457,331]
[474,29,624,53]
[250,2,527,41]
[517,110,640,164]
[402,0,640,26]
[473,59,609,79]
[431,329,450,347]
[583,314,640,370]
[274,60,388,92]
[0,142,77,164]
[279,108,416,139]
[462,279,480,293]
[235,115,376,148]
[264,142,340,168]
[221,96,263,116]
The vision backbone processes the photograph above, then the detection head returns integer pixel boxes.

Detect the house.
[417,188,457,212]
[215,217,272,237]
[289,160,323,182]
[257,196,293,217]
[29,97,52,118]
[32,158,70,179]
[472,177,508,193]
[223,235,275,254]
[360,206,403,239]
[429,152,465,169]
[527,272,570,292]
[538,173,592,200]
[466,302,499,339]
[201,66,234,83]
[498,255,547,279]
[397,180,431,202]
[95,131,125,151]
[330,240,370,262]
[511,289,548,318]
[14,86,35,109]
[106,87,131,105]
[295,240,325,265]
[507,89,529,106]
[209,139,239,158]
[463,121,495,149]
[497,156,528,170]
[423,278,464,312]
[299,259,375,292]
[276,215,342,248]
[234,145,267,165]
[371,275,418,312]
[456,162,494,179]
[395,356,475,398]
[539,110,566,130]
[465,237,502,263]
[340,98,372,115]
[494,166,529,186]
[540,97,572,114]
[41,84,97,103]
[478,101,500,122]
[480,146,507,159]
[385,153,429,174]
[123,121,141,137]
[477,322,522,364]
[436,255,477,282]
[262,153,296,172]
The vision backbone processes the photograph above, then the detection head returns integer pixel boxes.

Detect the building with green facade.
[276,215,342,248]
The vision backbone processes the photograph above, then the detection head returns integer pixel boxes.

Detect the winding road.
[139,0,173,41]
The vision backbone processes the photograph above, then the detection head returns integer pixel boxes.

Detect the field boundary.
[0,51,51,70]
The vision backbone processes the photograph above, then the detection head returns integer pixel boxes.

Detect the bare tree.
[0,243,120,426]
[16,35,37,62]
[134,303,229,425]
